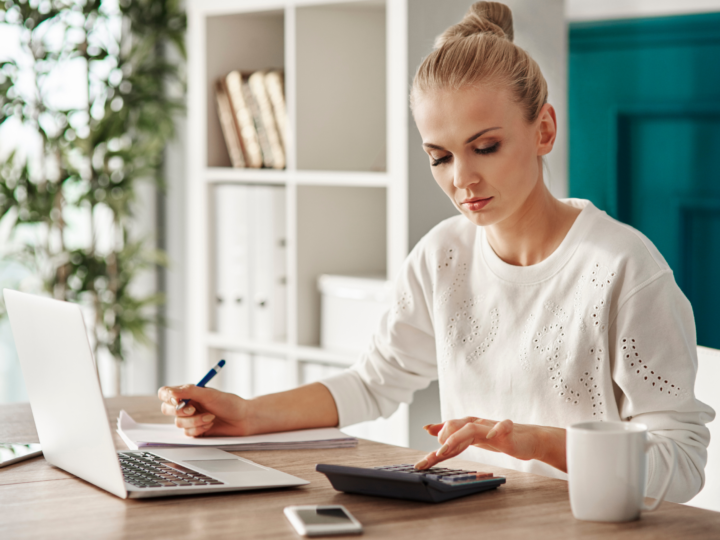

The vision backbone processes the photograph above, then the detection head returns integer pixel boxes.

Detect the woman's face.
[413,85,555,228]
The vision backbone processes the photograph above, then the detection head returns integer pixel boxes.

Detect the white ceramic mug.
[567,421,677,522]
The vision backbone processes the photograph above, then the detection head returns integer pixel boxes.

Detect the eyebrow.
[423,127,502,150]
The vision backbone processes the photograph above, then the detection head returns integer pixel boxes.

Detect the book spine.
[242,77,274,169]
[214,79,246,168]
[264,70,289,154]
[225,70,263,168]
[249,71,285,170]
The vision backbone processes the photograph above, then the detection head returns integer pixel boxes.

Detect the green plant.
[0,0,185,393]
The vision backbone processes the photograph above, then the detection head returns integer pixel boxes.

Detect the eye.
[431,154,452,167]
[474,142,500,155]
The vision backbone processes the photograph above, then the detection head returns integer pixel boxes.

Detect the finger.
[486,419,514,440]
[416,422,481,470]
[437,416,478,445]
[428,440,474,468]
[159,384,216,408]
[175,413,216,430]
[158,385,185,404]
[415,436,474,470]
[423,423,444,436]
[161,402,177,416]
[161,402,197,417]
[185,423,213,438]
[436,422,483,457]
[414,451,435,470]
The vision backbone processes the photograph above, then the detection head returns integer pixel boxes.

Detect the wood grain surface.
[1,396,718,539]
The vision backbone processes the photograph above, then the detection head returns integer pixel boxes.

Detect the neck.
[485,177,580,267]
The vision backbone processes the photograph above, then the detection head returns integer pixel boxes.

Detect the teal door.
[569,13,720,348]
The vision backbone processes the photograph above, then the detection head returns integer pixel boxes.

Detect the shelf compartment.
[206,167,290,184]
[207,333,357,367]
[207,333,290,357]
[295,185,387,347]
[295,1,386,172]
[206,9,285,168]
[295,345,357,366]
[205,167,389,187]
[212,347,293,398]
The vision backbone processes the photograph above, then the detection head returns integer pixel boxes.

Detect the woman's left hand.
[414,417,567,473]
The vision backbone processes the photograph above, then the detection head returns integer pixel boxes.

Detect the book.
[224,70,263,168]
[249,71,285,169]
[264,70,289,154]
[242,76,276,169]
[117,410,357,451]
[214,79,245,168]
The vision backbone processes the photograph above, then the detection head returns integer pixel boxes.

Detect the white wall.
[567,0,720,21]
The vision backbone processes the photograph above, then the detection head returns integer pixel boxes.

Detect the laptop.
[3,289,309,499]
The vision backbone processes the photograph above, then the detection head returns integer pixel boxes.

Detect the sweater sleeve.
[610,271,715,503]
[320,241,438,428]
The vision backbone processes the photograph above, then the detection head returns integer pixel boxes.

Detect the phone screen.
[296,507,353,526]
[0,443,42,466]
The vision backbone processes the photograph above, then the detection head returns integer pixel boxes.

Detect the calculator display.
[296,507,353,526]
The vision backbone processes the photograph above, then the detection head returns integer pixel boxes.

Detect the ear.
[536,103,557,156]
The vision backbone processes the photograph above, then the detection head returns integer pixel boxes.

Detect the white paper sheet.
[117,410,357,451]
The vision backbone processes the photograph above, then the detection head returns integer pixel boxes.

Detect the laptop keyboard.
[373,464,494,484]
[119,452,225,489]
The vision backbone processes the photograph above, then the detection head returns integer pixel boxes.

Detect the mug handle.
[642,439,678,512]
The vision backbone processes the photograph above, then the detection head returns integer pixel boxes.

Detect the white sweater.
[321,199,715,503]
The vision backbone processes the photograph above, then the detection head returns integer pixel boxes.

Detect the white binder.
[219,350,254,398]
[252,355,292,397]
[249,186,287,342]
[214,185,251,339]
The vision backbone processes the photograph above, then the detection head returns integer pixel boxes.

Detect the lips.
[461,196,493,211]
[462,196,491,204]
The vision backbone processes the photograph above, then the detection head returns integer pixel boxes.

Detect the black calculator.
[316,463,506,503]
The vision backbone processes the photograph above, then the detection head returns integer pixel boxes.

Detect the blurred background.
[0,0,718,443]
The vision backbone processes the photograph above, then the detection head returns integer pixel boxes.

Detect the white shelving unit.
[185,0,566,450]
[187,0,413,446]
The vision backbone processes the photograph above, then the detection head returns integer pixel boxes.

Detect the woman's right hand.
[157,384,252,438]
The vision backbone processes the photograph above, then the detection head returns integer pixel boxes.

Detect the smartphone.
[284,505,363,537]
[0,443,42,468]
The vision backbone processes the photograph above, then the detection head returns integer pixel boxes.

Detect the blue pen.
[176,359,226,411]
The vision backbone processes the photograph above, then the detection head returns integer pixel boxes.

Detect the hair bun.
[435,1,514,48]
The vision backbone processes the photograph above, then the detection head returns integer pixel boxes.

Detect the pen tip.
[218,359,226,367]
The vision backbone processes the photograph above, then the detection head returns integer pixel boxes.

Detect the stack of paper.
[117,411,357,451]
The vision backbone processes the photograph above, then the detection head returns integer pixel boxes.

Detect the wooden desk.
[1,397,718,539]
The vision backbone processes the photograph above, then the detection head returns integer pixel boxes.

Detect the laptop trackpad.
[185,459,264,473]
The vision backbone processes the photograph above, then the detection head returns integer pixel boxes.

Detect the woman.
[158,2,713,503]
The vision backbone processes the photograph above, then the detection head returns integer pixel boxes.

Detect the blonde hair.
[411,1,548,123]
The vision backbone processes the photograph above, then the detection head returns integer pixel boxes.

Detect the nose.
[453,157,481,190]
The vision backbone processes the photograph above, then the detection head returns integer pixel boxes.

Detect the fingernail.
[437,444,450,456]
[486,428,497,440]
[414,459,428,469]
[185,407,195,415]
[170,397,178,407]
[423,424,433,430]
[202,414,215,422]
